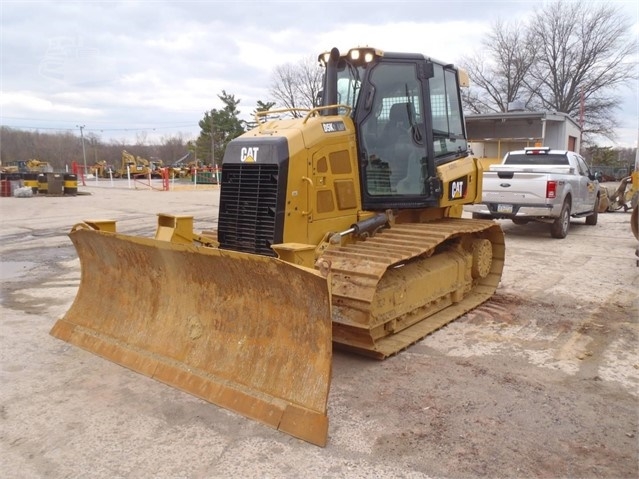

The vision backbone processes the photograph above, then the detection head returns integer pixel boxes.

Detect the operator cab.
[319,47,469,210]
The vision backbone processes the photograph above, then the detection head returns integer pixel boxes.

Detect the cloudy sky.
[1,0,637,147]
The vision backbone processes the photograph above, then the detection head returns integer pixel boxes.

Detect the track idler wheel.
[471,238,493,279]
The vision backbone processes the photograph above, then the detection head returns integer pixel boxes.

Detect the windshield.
[505,153,569,166]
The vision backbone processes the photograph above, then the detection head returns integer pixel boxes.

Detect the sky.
[1,0,638,148]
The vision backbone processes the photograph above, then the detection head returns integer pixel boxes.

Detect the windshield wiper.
[404,84,422,144]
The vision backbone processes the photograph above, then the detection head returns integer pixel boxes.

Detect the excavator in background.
[115,150,164,178]
[50,47,505,446]
[149,158,165,177]
[169,152,205,178]
[90,160,115,178]
[115,150,149,177]
[630,153,639,265]
[599,171,639,212]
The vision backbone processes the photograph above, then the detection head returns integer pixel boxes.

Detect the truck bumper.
[466,203,562,219]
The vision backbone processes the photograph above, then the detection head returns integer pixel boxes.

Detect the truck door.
[575,155,597,213]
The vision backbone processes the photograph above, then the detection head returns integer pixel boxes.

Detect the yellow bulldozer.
[51,47,505,446]
[2,159,53,173]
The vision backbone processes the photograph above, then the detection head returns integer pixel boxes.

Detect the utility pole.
[77,124,87,183]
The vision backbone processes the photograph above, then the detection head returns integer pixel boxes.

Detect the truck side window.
[575,156,589,176]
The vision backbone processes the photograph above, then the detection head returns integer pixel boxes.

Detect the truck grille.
[218,163,280,256]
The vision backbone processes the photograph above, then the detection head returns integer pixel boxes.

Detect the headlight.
[347,47,383,65]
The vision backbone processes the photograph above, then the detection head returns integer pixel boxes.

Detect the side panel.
[307,135,362,246]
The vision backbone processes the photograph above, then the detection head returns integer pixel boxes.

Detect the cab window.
[428,65,467,160]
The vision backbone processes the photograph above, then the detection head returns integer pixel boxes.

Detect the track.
[321,218,505,358]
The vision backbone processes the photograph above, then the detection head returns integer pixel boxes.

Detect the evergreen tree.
[195,90,245,166]
[245,100,277,130]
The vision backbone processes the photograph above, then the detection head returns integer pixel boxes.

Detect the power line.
[1,123,197,133]
[1,116,199,127]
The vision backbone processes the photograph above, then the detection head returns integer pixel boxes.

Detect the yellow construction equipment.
[90,160,115,178]
[116,150,163,178]
[2,159,53,174]
[25,159,54,173]
[51,47,505,446]
[599,172,639,212]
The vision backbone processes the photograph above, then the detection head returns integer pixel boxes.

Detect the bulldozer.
[2,159,53,173]
[50,47,505,447]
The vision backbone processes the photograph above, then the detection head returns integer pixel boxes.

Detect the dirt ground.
[1,181,637,479]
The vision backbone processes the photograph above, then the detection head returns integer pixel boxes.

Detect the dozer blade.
[51,228,332,446]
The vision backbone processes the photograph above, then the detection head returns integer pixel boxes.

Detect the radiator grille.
[218,163,280,256]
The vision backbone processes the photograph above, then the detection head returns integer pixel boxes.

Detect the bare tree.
[157,133,188,164]
[460,1,636,143]
[0,127,194,171]
[527,0,636,140]
[270,55,323,117]
[461,19,538,114]
[135,131,148,146]
[296,56,323,110]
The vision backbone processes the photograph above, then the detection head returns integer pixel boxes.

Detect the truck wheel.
[585,196,599,226]
[551,200,571,238]
[512,218,529,225]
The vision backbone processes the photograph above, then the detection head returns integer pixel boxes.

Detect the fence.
[591,165,633,181]
[71,162,221,191]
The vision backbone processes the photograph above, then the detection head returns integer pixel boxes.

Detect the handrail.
[254,105,352,129]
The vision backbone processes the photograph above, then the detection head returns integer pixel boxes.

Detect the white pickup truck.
[467,147,601,238]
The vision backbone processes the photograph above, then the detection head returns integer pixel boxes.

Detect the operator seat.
[382,103,414,188]
[382,103,413,144]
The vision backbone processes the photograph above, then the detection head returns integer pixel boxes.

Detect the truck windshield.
[505,154,569,166]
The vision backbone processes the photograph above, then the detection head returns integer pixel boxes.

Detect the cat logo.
[448,175,468,200]
[240,147,259,163]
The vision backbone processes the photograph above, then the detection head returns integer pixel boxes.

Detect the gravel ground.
[1,181,637,479]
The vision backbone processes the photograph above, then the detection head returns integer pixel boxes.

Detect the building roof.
[465,110,580,128]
